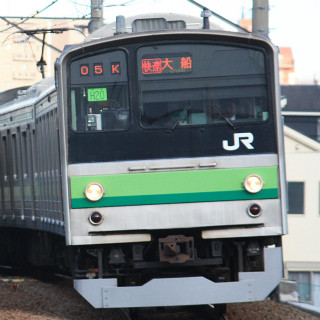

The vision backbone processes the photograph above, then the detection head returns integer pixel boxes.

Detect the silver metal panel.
[202,226,282,239]
[74,247,282,308]
[56,61,72,245]
[70,199,281,245]
[68,154,278,176]
[72,233,151,245]
[273,48,288,235]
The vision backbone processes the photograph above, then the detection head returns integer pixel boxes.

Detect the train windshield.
[137,43,269,129]
[69,50,129,132]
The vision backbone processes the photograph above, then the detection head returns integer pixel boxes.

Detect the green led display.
[87,88,107,102]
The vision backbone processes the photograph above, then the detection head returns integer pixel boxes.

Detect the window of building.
[288,271,320,307]
[287,182,304,214]
[316,118,320,142]
[314,272,320,306]
[288,271,311,303]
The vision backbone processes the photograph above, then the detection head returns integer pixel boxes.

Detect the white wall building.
[283,125,320,306]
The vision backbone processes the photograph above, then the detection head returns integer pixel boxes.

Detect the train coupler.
[159,235,195,263]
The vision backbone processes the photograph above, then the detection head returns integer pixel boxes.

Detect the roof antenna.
[115,15,127,35]
[201,7,212,29]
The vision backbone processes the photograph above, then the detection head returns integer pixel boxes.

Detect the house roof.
[281,85,320,112]
[284,125,320,152]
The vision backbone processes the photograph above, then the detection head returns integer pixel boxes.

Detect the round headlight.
[85,182,105,201]
[244,174,264,193]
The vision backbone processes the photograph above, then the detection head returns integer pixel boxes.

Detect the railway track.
[0,269,318,320]
[123,305,227,320]
[0,265,226,320]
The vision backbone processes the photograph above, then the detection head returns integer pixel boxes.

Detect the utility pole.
[252,0,269,37]
[88,0,104,33]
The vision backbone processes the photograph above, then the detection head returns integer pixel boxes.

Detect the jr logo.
[222,132,254,151]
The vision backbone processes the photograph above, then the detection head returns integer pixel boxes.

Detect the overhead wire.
[186,0,250,32]
[66,0,136,8]
[0,0,248,82]
[103,0,137,7]
[0,0,90,49]
[0,0,87,50]
[0,0,247,57]
[0,17,62,53]
[0,0,60,33]
[27,38,38,69]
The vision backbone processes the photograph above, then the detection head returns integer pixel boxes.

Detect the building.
[281,82,320,306]
[239,18,252,32]
[279,47,296,85]
[282,85,320,142]
[0,18,88,91]
[283,126,320,306]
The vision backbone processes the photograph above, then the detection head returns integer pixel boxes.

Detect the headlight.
[85,182,105,201]
[244,174,264,193]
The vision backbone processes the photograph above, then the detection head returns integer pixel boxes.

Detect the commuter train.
[0,12,287,311]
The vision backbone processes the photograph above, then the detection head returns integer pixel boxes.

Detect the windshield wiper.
[167,104,191,133]
[213,104,238,130]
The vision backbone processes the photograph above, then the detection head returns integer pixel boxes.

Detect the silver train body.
[0,13,287,309]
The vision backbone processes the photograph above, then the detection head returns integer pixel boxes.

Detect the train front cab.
[57,31,287,308]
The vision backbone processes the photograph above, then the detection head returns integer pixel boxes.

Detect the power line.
[0,16,92,20]
[186,0,250,32]
[67,0,136,8]
[0,17,62,53]
[0,0,60,33]
[13,28,85,79]
[103,0,136,7]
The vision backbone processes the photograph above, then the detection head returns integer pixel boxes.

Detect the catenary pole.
[252,0,269,37]
[88,0,104,33]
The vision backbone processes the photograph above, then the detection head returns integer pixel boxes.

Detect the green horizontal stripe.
[70,166,279,209]
[72,188,279,208]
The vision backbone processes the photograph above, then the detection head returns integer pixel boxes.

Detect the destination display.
[141,55,192,75]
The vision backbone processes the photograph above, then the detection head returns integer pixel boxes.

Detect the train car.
[0,77,66,267]
[0,12,287,312]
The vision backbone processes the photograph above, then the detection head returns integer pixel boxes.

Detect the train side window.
[0,137,5,178]
[3,136,9,183]
[0,136,4,211]
[11,134,19,181]
[21,131,29,180]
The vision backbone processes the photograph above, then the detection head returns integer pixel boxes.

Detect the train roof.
[0,76,55,116]
[59,12,268,57]
[85,12,226,41]
[0,86,30,105]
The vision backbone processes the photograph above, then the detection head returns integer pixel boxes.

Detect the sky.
[1,0,320,84]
